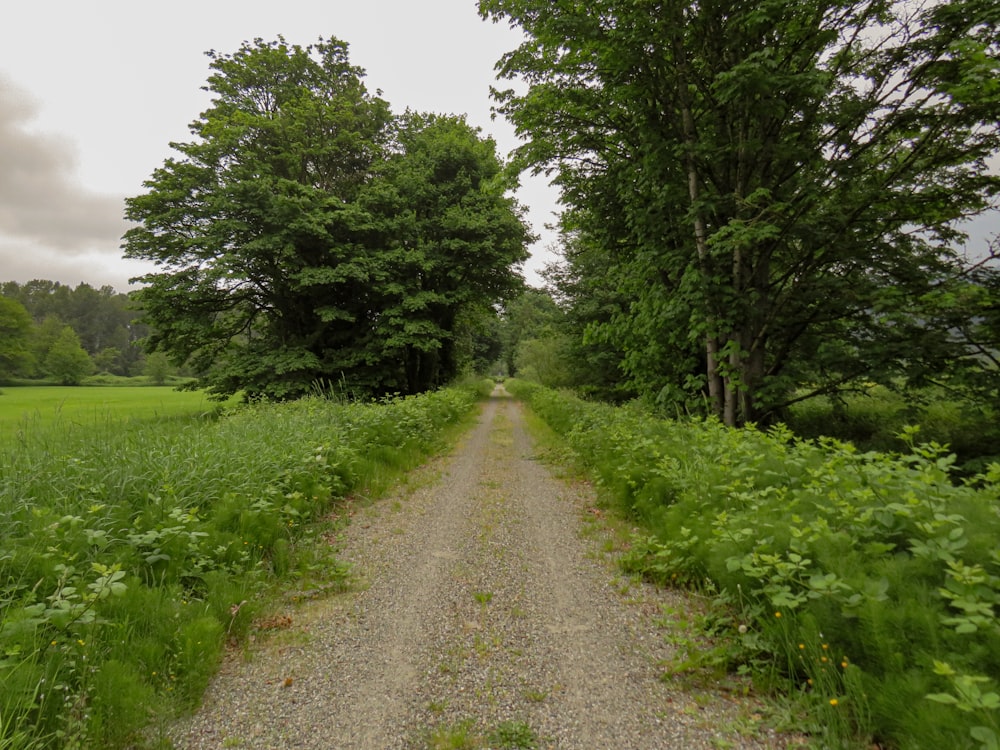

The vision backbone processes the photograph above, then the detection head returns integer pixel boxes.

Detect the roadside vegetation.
[506,378,1000,749]
[0,379,491,749]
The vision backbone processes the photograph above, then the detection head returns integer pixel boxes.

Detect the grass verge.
[0,378,493,749]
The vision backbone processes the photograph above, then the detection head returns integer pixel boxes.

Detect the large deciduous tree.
[124,37,394,399]
[481,0,1000,425]
[124,37,528,399]
[358,113,531,392]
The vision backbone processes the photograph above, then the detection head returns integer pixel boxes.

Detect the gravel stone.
[170,388,799,749]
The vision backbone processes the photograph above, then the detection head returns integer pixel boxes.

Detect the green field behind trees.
[0,387,226,439]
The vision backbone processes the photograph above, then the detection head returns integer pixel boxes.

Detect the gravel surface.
[171,388,796,749]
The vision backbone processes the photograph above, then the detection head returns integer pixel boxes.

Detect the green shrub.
[512,382,1000,750]
[785,386,1000,476]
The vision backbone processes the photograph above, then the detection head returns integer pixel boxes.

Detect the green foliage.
[510,381,1000,749]
[785,386,1000,477]
[483,0,1000,426]
[499,289,564,378]
[1,281,146,377]
[0,297,32,382]
[124,37,529,401]
[0,382,482,748]
[142,351,173,386]
[514,335,575,389]
[42,327,93,385]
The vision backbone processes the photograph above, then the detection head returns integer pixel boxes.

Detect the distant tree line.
[0,280,152,385]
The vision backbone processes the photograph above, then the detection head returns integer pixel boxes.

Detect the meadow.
[506,379,1000,750]
[0,380,492,749]
[0,387,228,442]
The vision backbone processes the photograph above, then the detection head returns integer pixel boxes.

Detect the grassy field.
[0,380,492,748]
[0,386,231,441]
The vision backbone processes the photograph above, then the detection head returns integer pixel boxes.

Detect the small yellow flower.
[821,656,829,663]
[822,643,829,650]
[841,661,849,668]
[829,698,839,706]
[798,643,805,650]
[775,612,782,618]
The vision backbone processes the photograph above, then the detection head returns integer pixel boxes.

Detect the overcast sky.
[0,0,561,292]
[1,3,997,294]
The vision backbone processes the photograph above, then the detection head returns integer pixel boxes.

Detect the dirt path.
[172,389,790,749]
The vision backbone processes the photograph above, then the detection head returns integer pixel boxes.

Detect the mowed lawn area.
[0,386,230,439]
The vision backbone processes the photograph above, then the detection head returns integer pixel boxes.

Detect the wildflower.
[775,612,782,618]
[737,624,748,634]
[822,644,829,650]
[841,660,848,668]
[829,699,839,706]
[799,644,805,650]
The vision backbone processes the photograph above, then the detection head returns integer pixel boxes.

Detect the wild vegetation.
[507,378,1000,749]
[0,380,490,749]
[482,0,1000,426]
[2,1,997,745]
[123,37,529,401]
[0,282,147,384]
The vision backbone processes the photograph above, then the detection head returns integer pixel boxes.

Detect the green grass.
[0,379,492,749]
[0,386,231,441]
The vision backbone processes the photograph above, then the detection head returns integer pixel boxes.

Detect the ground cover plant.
[506,379,1000,749]
[0,379,491,748]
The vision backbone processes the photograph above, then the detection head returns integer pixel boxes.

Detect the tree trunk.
[674,26,724,421]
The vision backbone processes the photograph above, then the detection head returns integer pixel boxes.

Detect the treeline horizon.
[0,279,154,383]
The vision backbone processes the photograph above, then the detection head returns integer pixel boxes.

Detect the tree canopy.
[1,280,145,377]
[0,296,32,383]
[124,36,530,400]
[481,0,1000,424]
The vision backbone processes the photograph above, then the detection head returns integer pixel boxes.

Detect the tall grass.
[0,386,229,440]
[0,380,490,748]
[507,379,1000,750]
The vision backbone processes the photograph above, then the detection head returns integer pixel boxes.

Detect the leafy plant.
[509,380,1000,749]
[0,381,484,748]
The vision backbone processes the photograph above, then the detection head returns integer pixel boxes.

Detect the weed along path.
[172,388,790,749]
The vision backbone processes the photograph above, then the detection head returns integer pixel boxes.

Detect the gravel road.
[171,388,794,749]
